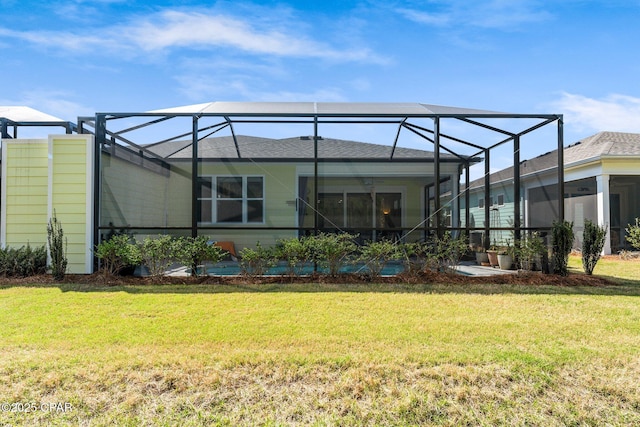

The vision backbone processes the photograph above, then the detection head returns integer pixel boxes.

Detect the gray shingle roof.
[150,135,460,160]
[469,131,640,188]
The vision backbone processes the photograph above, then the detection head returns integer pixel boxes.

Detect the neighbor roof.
[148,101,512,117]
[469,131,640,188]
[148,135,462,161]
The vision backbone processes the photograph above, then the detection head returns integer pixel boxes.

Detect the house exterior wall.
[1,139,49,247]
[193,162,300,250]
[1,136,94,274]
[100,152,171,230]
[49,135,94,274]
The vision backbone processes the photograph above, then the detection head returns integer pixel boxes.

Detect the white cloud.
[552,92,640,133]
[0,9,385,63]
[396,8,451,26]
[397,0,552,30]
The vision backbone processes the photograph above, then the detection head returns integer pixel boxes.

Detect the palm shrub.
[582,220,607,275]
[47,213,68,281]
[239,242,277,277]
[551,220,574,276]
[357,239,402,278]
[139,235,178,277]
[94,234,142,276]
[175,236,227,277]
[307,232,358,275]
[625,218,640,250]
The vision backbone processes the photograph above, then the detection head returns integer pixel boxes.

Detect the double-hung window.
[198,176,264,224]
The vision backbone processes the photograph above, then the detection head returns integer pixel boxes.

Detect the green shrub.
[307,232,358,276]
[239,242,277,277]
[582,220,607,275]
[625,218,640,250]
[95,234,142,276]
[0,244,47,277]
[274,236,312,276]
[433,232,468,273]
[139,235,178,277]
[357,240,402,278]
[551,220,574,276]
[515,232,546,270]
[47,213,68,281]
[175,236,226,277]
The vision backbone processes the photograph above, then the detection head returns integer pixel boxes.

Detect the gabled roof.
[148,101,511,117]
[148,134,461,161]
[470,131,640,188]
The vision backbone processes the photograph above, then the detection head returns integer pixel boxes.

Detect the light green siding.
[101,153,171,228]
[3,141,49,247]
[2,136,94,273]
[194,163,300,249]
[50,136,93,274]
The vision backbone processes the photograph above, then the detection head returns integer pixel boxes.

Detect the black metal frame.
[72,104,563,272]
[1,118,76,138]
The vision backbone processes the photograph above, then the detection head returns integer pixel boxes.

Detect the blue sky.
[1,0,640,150]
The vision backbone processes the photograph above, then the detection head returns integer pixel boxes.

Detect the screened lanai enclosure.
[77,102,564,253]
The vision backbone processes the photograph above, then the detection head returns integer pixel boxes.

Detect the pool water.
[204,261,405,276]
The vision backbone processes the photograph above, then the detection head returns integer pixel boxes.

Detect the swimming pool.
[204,260,406,276]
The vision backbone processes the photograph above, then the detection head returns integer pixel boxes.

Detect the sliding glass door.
[317,191,402,241]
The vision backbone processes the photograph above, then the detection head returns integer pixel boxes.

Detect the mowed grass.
[1,255,640,425]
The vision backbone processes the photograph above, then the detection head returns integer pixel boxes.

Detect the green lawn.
[1,255,640,425]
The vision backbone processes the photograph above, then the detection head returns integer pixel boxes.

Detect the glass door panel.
[318,193,344,230]
[376,193,402,240]
[347,193,373,241]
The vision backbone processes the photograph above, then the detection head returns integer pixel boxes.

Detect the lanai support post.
[465,162,470,238]
[434,117,441,237]
[484,149,491,249]
[191,116,199,238]
[93,113,106,273]
[513,135,521,243]
[313,117,319,236]
[557,117,565,222]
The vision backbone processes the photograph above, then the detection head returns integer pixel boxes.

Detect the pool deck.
[453,261,518,276]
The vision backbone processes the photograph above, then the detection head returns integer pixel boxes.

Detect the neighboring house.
[466,131,640,254]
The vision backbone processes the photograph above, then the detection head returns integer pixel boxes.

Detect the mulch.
[0,270,616,288]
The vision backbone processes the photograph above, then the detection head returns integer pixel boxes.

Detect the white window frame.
[497,194,505,206]
[198,175,265,224]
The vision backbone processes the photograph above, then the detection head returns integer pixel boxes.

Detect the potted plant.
[517,232,546,271]
[475,247,489,266]
[497,241,513,270]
